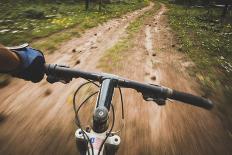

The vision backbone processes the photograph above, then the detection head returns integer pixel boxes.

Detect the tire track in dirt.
[0,3,154,155]
[144,4,166,84]
[145,5,232,155]
[114,3,232,155]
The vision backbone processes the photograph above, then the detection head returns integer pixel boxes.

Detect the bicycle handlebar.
[170,90,213,109]
[44,64,213,110]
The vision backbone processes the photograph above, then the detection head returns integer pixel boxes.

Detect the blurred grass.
[0,0,149,47]
[0,0,149,87]
[159,0,232,128]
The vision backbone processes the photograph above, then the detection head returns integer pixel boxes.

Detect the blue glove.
[12,47,45,83]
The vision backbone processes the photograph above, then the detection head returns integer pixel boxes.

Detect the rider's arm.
[0,44,21,72]
[0,44,45,83]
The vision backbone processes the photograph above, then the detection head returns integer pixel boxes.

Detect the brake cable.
[97,103,115,155]
[111,87,125,134]
[119,87,125,125]
[97,86,124,154]
[73,81,124,155]
[73,81,99,155]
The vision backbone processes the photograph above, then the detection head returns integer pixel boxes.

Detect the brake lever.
[142,94,166,105]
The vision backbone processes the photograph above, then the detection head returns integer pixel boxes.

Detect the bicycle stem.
[93,79,116,133]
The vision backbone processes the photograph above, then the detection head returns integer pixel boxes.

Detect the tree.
[85,0,90,10]
[221,0,230,19]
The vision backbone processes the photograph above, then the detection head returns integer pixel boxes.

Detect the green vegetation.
[168,5,232,89]
[0,0,149,48]
[0,0,149,86]
[161,1,232,126]
[98,2,161,72]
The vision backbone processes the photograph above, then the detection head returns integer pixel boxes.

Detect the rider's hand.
[12,47,45,83]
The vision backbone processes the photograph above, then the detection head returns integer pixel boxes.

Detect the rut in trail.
[105,4,232,155]
[0,3,153,155]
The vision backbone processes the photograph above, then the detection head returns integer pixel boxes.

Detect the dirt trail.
[114,4,232,155]
[148,5,232,155]
[0,2,231,155]
[0,3,153,155]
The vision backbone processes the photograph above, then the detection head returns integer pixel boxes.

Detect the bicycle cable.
[76,91,98,155]
[97,103,115,155]
[73,81,99,155]
[119,87,124,119]
[73,82,122,155]
[111,87,125,134]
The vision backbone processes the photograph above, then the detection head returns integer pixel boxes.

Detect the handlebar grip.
[170,90,214,110]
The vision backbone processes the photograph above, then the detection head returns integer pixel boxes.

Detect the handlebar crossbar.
[45,64,213,110]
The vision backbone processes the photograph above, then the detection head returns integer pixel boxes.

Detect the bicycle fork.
[75,128,120,155]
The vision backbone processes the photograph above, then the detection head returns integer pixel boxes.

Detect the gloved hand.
[12,47,45,83]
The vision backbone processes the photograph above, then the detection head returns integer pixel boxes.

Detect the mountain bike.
[45,64,213,155]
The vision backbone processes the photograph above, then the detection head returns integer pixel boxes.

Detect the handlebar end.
[171,90,214,110]
[203,99,214,110]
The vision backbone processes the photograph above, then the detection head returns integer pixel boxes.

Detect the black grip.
[170,90,213,110]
